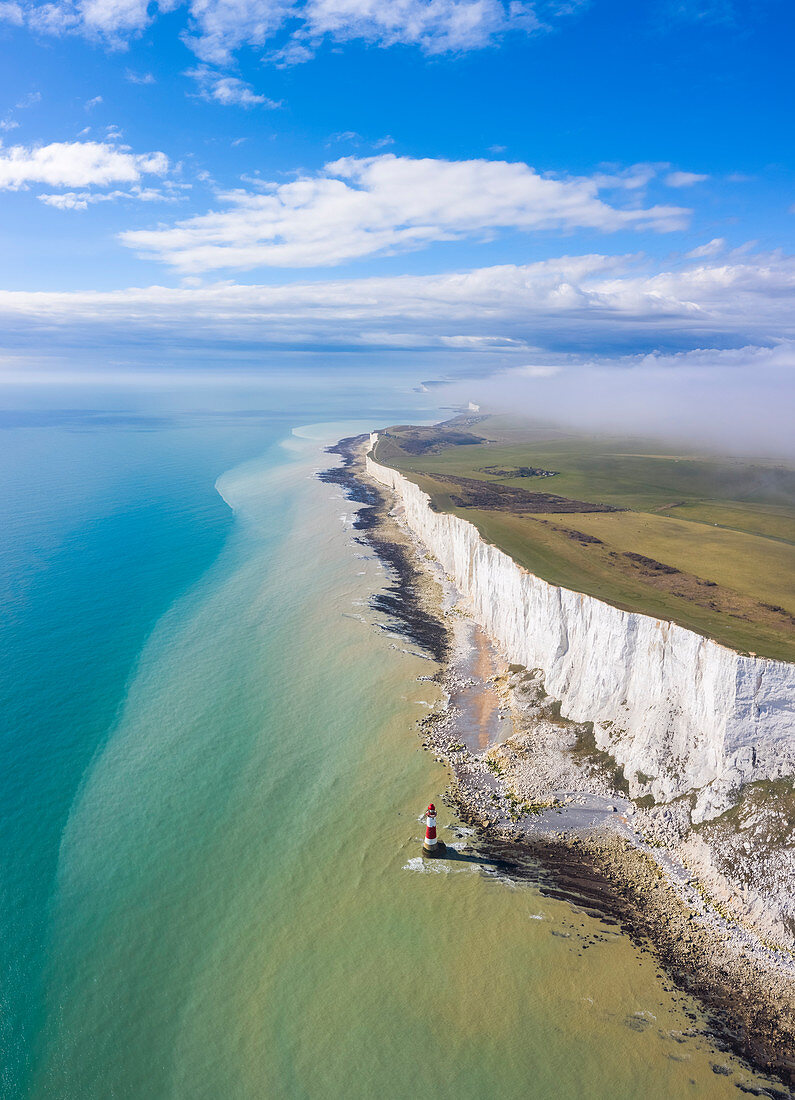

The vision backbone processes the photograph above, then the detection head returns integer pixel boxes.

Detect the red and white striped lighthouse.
[422,802,446,857]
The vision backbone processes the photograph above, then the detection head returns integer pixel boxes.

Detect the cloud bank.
[0,244,790,457]
[0,248,793,350]
[438,344,795,459]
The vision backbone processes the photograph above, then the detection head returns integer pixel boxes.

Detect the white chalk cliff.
[366,435,795,822]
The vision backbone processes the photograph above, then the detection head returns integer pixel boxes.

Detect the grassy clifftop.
[373,415,795,663]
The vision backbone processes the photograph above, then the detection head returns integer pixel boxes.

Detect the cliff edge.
[367,434,795,824]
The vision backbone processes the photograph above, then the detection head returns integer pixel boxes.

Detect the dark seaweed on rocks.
[318,436,449,662]
[459,829,795,1095]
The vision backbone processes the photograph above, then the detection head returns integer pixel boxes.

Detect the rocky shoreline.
[319,437,448,662]
[321,433,795,1095]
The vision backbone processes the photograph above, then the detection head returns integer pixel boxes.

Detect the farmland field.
[373,416,795,662]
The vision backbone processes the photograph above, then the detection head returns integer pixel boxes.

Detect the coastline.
[323,432,795,1094]
[319,436,448,662]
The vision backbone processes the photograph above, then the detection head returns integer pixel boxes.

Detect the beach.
[332,431,795,1093]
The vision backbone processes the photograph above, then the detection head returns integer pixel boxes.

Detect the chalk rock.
[367,436,795,818]
[692,772,743,824]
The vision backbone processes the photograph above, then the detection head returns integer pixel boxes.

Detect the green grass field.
[373,416,795,662]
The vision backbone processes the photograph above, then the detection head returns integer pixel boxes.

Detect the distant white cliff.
[366,436,795,822]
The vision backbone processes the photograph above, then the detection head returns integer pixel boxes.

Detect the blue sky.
[0,0,793,447]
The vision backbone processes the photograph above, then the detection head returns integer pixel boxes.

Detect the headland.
[323,423,795,1092]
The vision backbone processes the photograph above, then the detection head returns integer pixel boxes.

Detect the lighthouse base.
[422,840,446,858]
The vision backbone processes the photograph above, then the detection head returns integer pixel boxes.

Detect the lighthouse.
[422,802,446,857]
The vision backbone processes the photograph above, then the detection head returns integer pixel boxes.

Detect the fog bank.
[439,343,795,461]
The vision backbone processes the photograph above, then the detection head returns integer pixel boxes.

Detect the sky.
[0,0,793,448]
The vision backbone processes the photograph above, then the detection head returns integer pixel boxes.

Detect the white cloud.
[185,65,280,107]
[686,237,725,259]
[37,189,110,209]
[593,163,662,191]
[513,363,561,377]
[0,1,24,23]
[267,37,315,65]
[327,131,394,149]
[28,0,159,42]
[125,68,156,83]
[183,0,295,64]
[85,94,103,109]
[20,0,582,64]
[120,154,690,273]
[298,0,528,55]
[38,183,178,208]
[665,170,709,187]
[0,139,168,190]
[183,0,546,65]
[0,118,20,131]
[329,130,362,144]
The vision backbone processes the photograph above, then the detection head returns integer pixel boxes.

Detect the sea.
[0,398,784,1099]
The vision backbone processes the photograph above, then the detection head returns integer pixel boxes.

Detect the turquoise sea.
[0,404,784,1098]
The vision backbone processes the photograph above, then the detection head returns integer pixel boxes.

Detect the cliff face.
[366,437,795,821]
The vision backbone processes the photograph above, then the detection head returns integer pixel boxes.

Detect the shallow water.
[0,417,785,1098]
